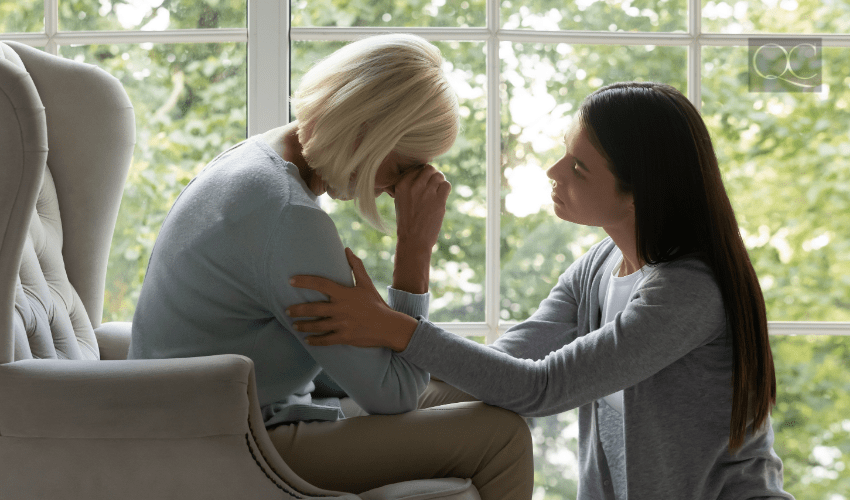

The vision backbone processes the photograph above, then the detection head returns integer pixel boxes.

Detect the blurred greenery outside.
[3,0,849,498]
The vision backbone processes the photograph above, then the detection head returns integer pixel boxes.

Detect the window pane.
[292,0,485,28]
[502,0,687,32]
[59,43,247,322]
[500,42,687,322]
[771,335,850,498]
[0,0,44,33]
[527,411,580,498]
[291,40,487,322]
[59,0,246,31]
[702,46,850,322]
[702,0,850,34]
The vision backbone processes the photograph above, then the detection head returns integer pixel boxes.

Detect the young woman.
[288,82,796,499]
[129,34,533,498]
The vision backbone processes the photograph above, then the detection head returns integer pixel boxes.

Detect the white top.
[597,248,650,414]
[596,248,651,499]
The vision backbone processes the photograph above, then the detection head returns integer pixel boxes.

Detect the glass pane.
[59,0,246,31]
[500,42,687,323]
[59,43,247,322]
[0,0,43,33]
[702,46,850,322]
[292,0,485,28]
[771,335,850,498]
[502,0,687,32]
[292,40,487,322]
[702,0,850,34]
[527,411,580,498]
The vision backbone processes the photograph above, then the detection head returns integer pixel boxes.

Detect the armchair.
[0,40,479,500]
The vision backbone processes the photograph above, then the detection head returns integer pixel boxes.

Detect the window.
[1,0,250,318]
[3,1,848,497]
[288,2,850,496]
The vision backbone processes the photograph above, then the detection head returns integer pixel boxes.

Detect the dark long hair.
[578,82,776,452]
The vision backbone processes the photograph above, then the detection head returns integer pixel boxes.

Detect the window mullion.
[248,0,290,136]
[290,27,489,40]
[485,0,501,344]
[50,29,246,45]
[769,322,850,336]
[688,0,701,112]
[44,0,58,54]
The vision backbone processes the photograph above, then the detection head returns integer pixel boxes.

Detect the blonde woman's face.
[373,150,427,198]
[324,150,426,200]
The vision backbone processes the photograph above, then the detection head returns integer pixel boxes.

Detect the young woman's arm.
[292,256,726,417]
[487,271,581,360]
[488,241,613,361]
[398,259,727,416]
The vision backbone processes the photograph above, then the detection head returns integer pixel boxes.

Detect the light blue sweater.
[129,135,430,426]
[400,238,794,499]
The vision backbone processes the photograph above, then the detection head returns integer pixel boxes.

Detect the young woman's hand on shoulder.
[289,248,419,352]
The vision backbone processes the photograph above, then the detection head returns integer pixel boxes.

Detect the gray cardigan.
[401,238,794,499]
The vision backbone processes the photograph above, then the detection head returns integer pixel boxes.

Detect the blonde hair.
[291,33,460,230]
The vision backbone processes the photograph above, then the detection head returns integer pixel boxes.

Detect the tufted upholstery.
[0,41,480,500]
[1,41,134,364]
[14,166,99,360]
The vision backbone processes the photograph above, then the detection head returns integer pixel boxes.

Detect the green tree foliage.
[54,0,248,321]
[4,0,848,497]
[0,0,43,33]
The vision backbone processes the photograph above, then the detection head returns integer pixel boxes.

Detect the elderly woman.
[128,34,533,499]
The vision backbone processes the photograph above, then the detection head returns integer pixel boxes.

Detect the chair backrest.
[0,41,135,364]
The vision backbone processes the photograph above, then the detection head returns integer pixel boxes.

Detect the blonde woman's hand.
[390,164,451,294]
[288,248,419,352]
[393,163,451,249]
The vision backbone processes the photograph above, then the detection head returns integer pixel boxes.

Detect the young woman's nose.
[547,157,570,181]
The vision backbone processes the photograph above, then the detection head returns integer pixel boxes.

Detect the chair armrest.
[0,355,361,499]
[0,354,253,439]
[94,321,132,360]
[0,355,480,500]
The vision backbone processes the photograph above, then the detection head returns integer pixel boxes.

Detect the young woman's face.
[547,124,634,230]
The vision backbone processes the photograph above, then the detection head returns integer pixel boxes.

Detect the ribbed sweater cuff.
[387,286,430,320]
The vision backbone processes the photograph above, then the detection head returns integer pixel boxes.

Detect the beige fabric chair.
[0,40,480,500]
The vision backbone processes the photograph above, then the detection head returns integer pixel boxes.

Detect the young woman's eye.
[572,163,582,177]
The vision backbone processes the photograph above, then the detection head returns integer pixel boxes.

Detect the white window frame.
[7,0,848,342]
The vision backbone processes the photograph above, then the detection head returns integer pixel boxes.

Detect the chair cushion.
[359,478,481,500]
[14,166,98,361]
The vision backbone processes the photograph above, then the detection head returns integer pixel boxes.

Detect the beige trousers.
[267,380,534,500]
